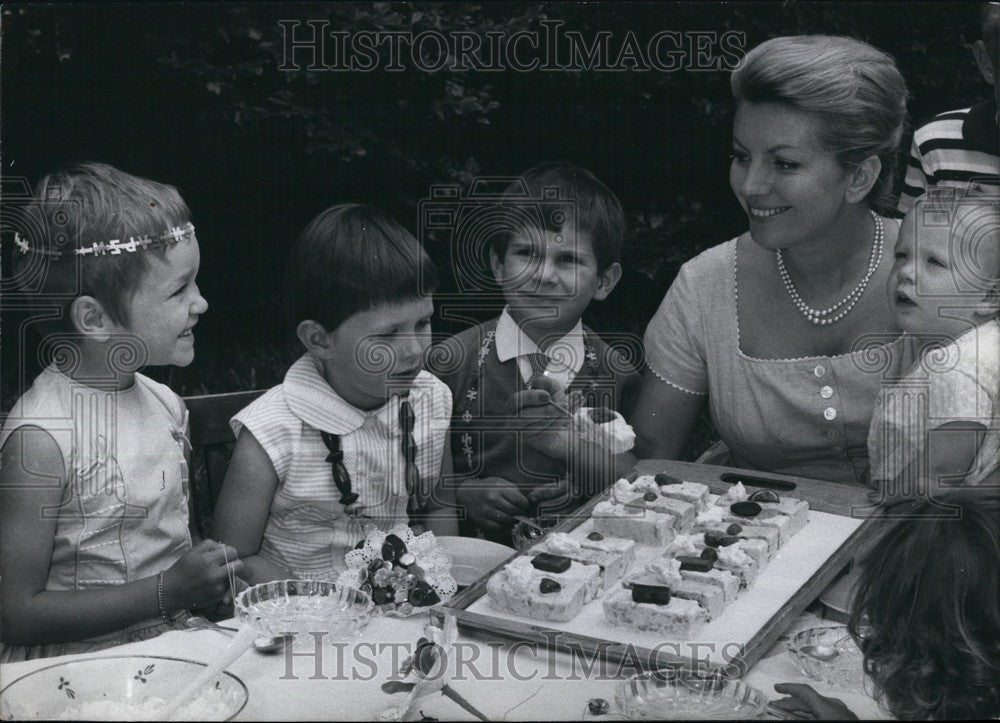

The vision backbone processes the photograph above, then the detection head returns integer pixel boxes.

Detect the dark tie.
[320,431,359,507]
[398,396,423,516]
[525,352,550,389]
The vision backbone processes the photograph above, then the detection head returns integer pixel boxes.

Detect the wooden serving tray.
[435,460,876,675]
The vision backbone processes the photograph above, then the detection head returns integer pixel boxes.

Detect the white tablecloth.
[0,609,889,720]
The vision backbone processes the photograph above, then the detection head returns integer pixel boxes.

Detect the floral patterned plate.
[0,655,248,721]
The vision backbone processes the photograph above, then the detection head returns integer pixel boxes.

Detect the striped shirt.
[231,354,451,577]
[898,101,1000,214]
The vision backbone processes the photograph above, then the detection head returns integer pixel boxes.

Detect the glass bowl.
[615,669,768,720]
[787,625,865,688]
[236,579,373,639]
[511,515,563,550]
[0,655,247,721]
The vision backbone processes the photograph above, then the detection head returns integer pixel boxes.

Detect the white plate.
[436,536,516,586]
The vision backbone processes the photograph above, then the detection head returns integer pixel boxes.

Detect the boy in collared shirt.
[433,162,640,545]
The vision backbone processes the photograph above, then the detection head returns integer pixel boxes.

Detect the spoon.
[799,632,852,661]
[513,516,546,534]
[186,616,290,654]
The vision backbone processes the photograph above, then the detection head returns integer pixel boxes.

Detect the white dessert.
[612,479,696,532]
[573,407,635,454]
[592,500,675,546]
[755,499,810,541]
[654,478,711,511]
[534,532,636,588]
[486,556,601,622]
[638,558,726,620]
[603,588,709,636]
[716,481,749,506]
[714,544,758,589]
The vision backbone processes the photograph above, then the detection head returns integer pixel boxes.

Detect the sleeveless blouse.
[231,354,452,577]
[0,366,192,661]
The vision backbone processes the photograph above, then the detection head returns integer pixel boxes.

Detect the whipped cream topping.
[645,558,683,587]
[696,506,725,525]
[612,479,634,500]
[546,532,582,556]
[505,557,536,587]
[573,407,636,453]
[719,481,748,505]
[667,534,700,557]
[717,544,753,568]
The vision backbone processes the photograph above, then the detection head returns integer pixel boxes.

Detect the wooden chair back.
[184,390,265,537]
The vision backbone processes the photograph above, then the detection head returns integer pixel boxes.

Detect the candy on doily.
[339,524,456,615]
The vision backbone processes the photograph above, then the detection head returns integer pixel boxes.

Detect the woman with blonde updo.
[634,35,908,484]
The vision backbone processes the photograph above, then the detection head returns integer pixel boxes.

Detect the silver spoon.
[799,632,852,661]
[186,616,290,654]
[513,515,546,533]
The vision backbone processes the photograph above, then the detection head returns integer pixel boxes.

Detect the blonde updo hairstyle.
[731,35,908,213]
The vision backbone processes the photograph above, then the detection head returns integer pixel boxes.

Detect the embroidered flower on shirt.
[461,433,473,468]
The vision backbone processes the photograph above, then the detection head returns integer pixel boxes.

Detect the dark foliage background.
[2,2,991,458]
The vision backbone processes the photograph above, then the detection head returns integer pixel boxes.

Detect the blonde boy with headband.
[0,163,241,661]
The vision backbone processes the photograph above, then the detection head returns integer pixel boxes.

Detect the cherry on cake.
[486,554,601,622]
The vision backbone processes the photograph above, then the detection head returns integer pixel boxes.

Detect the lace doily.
[337,523,457,616]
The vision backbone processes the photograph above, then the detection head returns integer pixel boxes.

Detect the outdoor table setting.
[0,461,888,721]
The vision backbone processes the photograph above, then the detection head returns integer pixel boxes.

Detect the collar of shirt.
[964,99,1000,155]
[494,307,585,389]
[282,354,406,435]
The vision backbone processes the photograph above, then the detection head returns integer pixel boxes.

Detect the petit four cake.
[715,481,750,507]
[665,536,741,603]
[747,489,809,540]
[486,555,601,622]
[574,406,636,454]
[603,588,709,635]
[702,520,777,563]
[611,479,696,532]
[694,505,779,556]
[592,500,676,546]
[650,473,711,510]
[715,484,809,546]
[534,531,636,589]
[677,517,771,567]
[602,561,711,636]
[640,559,727,619]
[711,543,758,589]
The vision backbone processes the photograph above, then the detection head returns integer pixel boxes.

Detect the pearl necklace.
[775,210,883,326]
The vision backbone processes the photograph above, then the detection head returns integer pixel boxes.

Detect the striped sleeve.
[898,108,1000,214]
[230,387,297,481]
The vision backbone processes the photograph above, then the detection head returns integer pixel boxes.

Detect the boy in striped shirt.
[898,2,999,213]
[214,204,458,584]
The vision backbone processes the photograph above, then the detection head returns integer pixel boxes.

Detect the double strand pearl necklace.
[775,210,884,326]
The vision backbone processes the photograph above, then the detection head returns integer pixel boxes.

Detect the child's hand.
[456,477,530,531]
[190,576,249,621]
[527,477,579,514]
[771,683,857,720]
[163,540,243,612]
[505,388,571,458]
